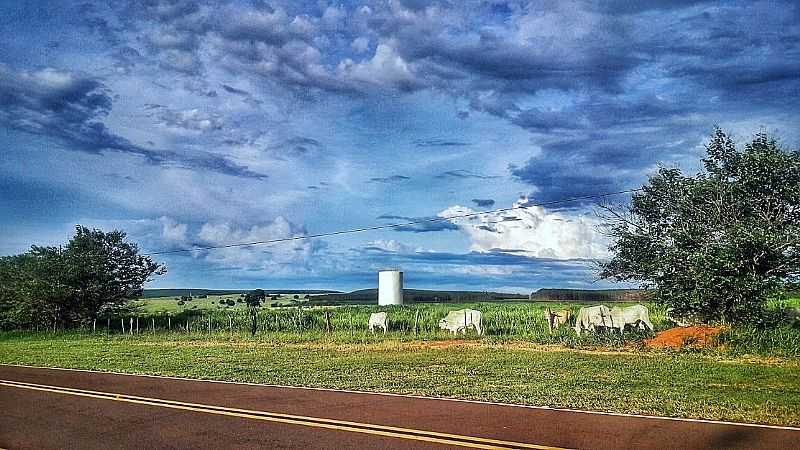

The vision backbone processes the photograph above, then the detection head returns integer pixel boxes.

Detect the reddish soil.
[645,326,724,349]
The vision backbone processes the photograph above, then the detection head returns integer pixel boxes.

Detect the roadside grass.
[0,332,798,426]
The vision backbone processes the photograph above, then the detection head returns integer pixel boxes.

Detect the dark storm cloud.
[376,214,459,233]
[264,136,323,159]
[471,199,495,207]
[435,169,498,180]
[413,138,470,147]
[369,175,411,183]
[221,84,250,96]
[0,65,265,179]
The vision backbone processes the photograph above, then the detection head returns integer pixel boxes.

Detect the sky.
[1,1,798,293]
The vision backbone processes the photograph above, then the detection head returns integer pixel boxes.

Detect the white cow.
[368,312,388,334]
[609,304,654,335]
[439,309,483,335]
[574,305,612,335]
[544,308,572,332]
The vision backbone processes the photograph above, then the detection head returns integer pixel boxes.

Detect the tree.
[0,226,165,329]
[244,289,266,336]
[600,130,800,324]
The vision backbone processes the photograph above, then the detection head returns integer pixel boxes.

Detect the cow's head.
[438,319,448,329]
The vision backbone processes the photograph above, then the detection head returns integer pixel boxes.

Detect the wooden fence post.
[152,318,155,334]
[414,310,420,335]
[168,316,171,330]
[136,317,139,334]
[325,311,331,333]
[93,319,96,334]
[208,316,211,333]
[229,316,233,333]
[106,318,110,335]
[121,318,125,334]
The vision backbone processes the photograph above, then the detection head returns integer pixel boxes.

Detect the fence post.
[168,316,171,330]
[136,317,139,334]
[229,316,233,333]
[106,318,110,335]
[208,315,211,333]
[121,318,125,334]
[325,310,331,333]
[93,319,96,334]
[414,310,420,335]
[152,318,155,334]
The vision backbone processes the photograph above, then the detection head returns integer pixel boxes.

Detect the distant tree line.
[0,226,165,330]
[530,289,646,302]
[308,289,527,306]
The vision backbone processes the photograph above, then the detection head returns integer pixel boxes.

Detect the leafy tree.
[600,130,800,324]
[0,226,165,329]
[244,289,266,336]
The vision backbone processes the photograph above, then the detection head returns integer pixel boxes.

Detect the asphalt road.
[0,365,797,449]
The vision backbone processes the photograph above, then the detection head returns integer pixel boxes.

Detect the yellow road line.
[0,379,569,450]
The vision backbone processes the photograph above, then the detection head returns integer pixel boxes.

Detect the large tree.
[600,130,800,324]
[0,226,165,329]
[244,289,266,336]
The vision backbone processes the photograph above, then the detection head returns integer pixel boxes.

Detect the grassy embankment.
[0,331,798,426]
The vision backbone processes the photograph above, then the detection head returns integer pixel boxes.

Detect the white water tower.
[378,269,403,305]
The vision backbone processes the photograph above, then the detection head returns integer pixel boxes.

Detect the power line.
[143,188,641,256]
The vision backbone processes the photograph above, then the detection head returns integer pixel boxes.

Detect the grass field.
[1,332,798,426]
[113,301,800,357]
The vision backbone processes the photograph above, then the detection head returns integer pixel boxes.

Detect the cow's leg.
[383,324,386,335]
[643,317,654,331]
[369,324,374,334]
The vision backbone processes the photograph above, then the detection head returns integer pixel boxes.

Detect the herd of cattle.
[368,304,655,336]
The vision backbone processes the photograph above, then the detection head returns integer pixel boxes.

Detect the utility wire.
[143,188,641,256]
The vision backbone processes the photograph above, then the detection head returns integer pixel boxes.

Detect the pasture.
[112,300,800,357]
[1,331,798,426]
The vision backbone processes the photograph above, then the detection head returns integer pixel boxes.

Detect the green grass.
[95,301,800,357]
[1,331,798,426]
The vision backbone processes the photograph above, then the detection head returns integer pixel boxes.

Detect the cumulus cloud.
[439,197,608,259]
[195,217,318,273]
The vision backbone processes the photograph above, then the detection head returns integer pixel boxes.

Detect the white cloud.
[439,197,608,259]
[338,42,419,90]
[197,217,317,273]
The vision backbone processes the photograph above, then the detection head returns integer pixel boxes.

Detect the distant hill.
[141,288,341,298]
[308,289,526,305]
[530,288,647,302]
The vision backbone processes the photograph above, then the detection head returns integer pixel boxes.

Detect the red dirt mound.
[645,326,723,349]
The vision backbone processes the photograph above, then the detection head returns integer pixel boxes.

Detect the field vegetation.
[25,300,800,358]
[1,331,798,426]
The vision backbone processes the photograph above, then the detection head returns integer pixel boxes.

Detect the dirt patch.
[645,326,724,349]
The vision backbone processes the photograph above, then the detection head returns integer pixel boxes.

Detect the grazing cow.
[574,305,612,335]
[439,309,483,335]
[609,304,654,335]
[544,308,572,332]
[368,312,388,334]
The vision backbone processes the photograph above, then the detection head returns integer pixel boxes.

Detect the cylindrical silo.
[378,269,403,305]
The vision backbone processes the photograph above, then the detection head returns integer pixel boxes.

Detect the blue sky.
[1,0,798,292]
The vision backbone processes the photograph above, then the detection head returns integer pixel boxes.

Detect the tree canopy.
[0,226,165,329]
[600,129,800,324]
